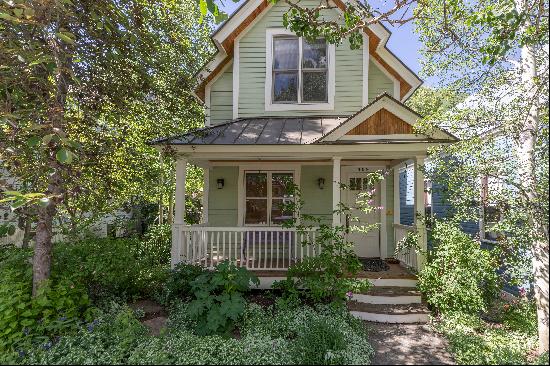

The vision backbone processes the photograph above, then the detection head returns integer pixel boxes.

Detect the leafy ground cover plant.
[187,261,259,335]
[0,246,93,356]
[240,301,374,365]
[20,304,148,365]
[11,301,373,365]
[433,308,545,365]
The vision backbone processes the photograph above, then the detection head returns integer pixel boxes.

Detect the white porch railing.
[173,226,320,270]
[394,223,418,270]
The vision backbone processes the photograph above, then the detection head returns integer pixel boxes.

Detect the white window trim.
[237,163,301,226]
[264,28,335,112]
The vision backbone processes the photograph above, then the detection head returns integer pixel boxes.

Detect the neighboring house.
[153,0,457,274]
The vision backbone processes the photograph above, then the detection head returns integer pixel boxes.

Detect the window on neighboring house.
[245,171,294,225]
[271,36,328,104]
[480,175,506,241]
[424,179,432,219]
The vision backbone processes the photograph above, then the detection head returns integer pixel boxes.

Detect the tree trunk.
[22,217,32,249]
[515,0,549,352]
[32,200,56,295]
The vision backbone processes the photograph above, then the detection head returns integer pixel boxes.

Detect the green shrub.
[52,237,169,302]
[187,261,259,335]
[138,224,172,267]
[155,263,204,306]
[418,220,500,314]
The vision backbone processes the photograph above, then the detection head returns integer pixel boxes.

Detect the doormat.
[359,258,390,272]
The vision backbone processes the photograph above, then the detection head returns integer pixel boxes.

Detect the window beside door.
[245,171,294,225]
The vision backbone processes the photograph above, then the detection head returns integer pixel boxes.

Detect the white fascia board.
[172,143,446,155]
[339,134,428,141]
[211,0,265,47]
[375,47,422,99]
[197,52,227,87]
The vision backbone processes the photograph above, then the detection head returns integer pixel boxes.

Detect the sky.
[219,0,430,84]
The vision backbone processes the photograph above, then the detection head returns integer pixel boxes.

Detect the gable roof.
[152,93,457,146]
[315,93,459,143]
[194,0,422,102]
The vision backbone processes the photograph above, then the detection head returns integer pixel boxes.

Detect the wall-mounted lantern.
[317,178,325,190]
[217,178,225,189]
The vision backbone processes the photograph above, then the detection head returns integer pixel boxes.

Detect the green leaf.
[56,32,75,44]
[27,136,40,147]
[56,148,74,164]
[0,13,18,22]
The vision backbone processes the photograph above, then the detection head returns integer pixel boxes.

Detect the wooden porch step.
[354,286,422,305]
[364,286,421,296]
[348,301,430,323]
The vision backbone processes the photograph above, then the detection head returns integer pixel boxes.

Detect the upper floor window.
[265,29,335,111]
[272,37,328,103]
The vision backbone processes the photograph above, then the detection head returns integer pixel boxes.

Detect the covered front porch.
[171,155,427,273]
[154,94,457,274]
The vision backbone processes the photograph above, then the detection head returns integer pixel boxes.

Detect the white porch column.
[393,165,401,227]
[414,156,428,271]
[172,158,187,268]
[332,156,342,226]
[202,167,209,224]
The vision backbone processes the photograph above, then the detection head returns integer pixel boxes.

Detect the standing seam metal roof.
[153,116,346,145]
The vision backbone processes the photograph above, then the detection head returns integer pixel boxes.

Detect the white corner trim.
[264,28,335,112]
[362,33,370,107]
[233,38,240,119]
[204,83,211,127]
[202,166,210,223]
[380,177,388,258]
[370,56,400,100]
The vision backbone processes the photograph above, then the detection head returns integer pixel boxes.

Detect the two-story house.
[153,0,457,298]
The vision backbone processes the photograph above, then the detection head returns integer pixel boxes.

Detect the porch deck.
[250,262,417,280]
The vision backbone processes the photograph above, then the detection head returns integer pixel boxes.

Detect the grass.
[432,296,548,365]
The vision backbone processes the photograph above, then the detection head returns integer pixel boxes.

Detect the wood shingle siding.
[346,109,413,135]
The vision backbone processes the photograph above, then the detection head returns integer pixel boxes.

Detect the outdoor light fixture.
[317,178,325,190]
[217,179,224,189]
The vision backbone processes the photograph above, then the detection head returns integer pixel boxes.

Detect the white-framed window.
[265,29,335,111]
[480,175,506,242]
[244,171,294,226]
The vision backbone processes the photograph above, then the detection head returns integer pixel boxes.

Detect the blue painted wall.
[398,167,520,295]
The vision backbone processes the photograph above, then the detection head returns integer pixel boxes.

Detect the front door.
[343,169,381,258]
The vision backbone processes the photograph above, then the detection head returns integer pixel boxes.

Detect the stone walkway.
[366,322,455,365]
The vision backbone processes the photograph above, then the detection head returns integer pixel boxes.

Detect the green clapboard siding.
[300,165,333,224]
[209,67,233,125]
[208,166,239,226]
[206,164,393,256]
[238,0,363,117]
[368,60,394,103]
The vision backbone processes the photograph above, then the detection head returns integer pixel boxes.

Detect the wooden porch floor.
[250,263,417,280]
